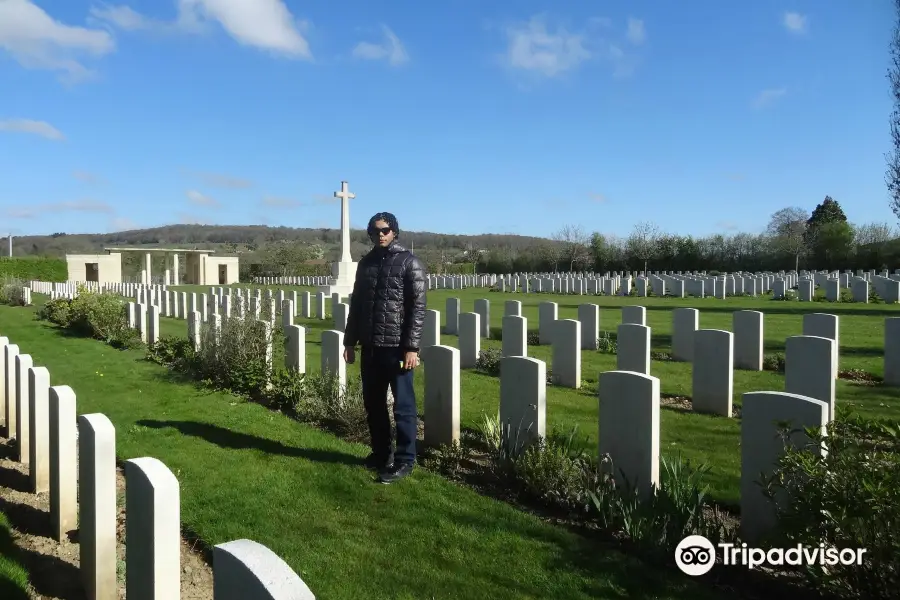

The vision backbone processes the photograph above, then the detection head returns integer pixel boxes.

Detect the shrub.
[772,289,798,301]
[195,315,273,396]
[526,331,540,346]
[596,331,617,354]
[477,414,732,556]
[0,278,26,306]
[475,348,502,376]
[36,289,141,349]
[289,370,368,441]
[421,440,468,479]
[0,257,66,282]
[763,352,785,372]
[36,297,71,325]
[601,454,734,562]
[265,368,307,414]
[147,336,196,372]
[68,290,141,348]
[761,414,900,599]
[512,427,607,512]
[145,313,368,441]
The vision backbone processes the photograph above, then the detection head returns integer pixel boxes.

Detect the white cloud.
[186,189,219,207]
[89,3,190,33]
[752,88,787,109]
[352,25,408,66]
[625,18,645,45]
[783,12,807,34]
[500,14,643,79]
[0,118,65,140]
[716,220,739,231]
[0,0,115,83]
[92,0,312,59]
[503,15,591,77]
[589,192,608,203]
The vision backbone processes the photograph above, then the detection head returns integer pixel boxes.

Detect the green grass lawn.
[0,302,729,600]
[171,284,900,508]
[0,511,30,600]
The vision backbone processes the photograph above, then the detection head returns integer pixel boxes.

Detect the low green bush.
[475,348,502,376]
[36,288,141,349]
[762,352,785,372]
[147,336,197,372]
[762,413,900,599]
[471,414,733,563]
[147,316,370,442]
[596,330,617,354]
[0,277,26,306]
[196,315,273,396]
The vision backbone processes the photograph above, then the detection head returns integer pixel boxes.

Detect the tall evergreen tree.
[807,196,847,230]
[806,197,851,268]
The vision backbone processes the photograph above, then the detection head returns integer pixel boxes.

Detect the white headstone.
[598,370,660,499]
[423,345,460,448]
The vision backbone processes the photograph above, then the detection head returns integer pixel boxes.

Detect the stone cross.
[334,181,355,263]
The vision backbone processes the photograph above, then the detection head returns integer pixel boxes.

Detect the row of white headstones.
[120,286,900,547]
[115,284,899,414]
[0,334,317,600]
[120,285,899,428]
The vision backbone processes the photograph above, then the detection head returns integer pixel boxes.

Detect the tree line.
[466,197,899,275]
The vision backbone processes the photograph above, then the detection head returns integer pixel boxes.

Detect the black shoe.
[364,452,393,470]
[379,462,414,484]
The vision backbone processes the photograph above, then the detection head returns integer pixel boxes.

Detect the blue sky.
[0,0,895,239]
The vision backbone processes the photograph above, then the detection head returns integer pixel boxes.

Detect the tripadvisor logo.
[675,535,867,576]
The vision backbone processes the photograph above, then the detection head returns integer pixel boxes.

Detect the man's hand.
[343,346,355,364]
[403,351,419,370]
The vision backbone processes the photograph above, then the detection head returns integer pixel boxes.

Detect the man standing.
[343,212,427,484]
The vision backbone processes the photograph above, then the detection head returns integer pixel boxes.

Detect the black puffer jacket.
[344,241,427,351]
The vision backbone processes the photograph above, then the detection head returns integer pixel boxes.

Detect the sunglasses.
[369,227,392,236]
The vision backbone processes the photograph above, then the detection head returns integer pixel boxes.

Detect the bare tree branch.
[766,207,809,271]
[626,221,661,273]
[551,224,592,271]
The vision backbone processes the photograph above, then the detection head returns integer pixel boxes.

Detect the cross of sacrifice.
[335,181,355,263]
[334,181,355,203]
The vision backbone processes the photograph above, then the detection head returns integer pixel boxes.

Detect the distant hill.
[2,224,549,262]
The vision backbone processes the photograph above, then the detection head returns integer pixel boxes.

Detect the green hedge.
[0,257,67,282]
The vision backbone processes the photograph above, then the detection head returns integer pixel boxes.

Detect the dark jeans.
[360,345,417,464]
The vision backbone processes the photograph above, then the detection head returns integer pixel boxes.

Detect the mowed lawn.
[0,302,727,600]
[172,284,900,508]
[0,511,29,600]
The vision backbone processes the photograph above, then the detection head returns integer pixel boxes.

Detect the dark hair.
[367,212,399,238]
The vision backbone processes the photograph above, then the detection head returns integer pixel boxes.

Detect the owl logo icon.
[675,535,716,576]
